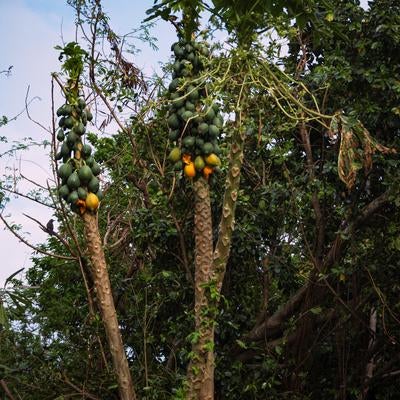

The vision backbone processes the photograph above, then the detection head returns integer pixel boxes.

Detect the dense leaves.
[1,0,400,399]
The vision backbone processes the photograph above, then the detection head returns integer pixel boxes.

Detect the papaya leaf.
[329,114,396,189]
[4,267,24,287]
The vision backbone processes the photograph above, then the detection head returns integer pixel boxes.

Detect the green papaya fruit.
[168,147,181,162]
[169,78,180,92]
[171,95,185,108]
[58,163,73,180]
[181,110,193,121]
[67,171,81,190]
[185,101,195,112]
[168,130,180,141]
[64,104,73,116]
[213,143,221,155]
[96,189,104,201]
[78,165,93,183]
[208,125,220,138]
[173,61,182,74]
[187,87,199,102]
[58,184,70,199]
[67,190,79,204]
[180,68,191,77]
[173,160,183,171]
[73,122,85,135]
[205,108,215,122]
[200,45,210,57]
[78,187,87,200]
[194,115,203,124]
[82,144,92,157]
[66,132,79,147]
[198,123,209,135]
[213,116,223,129]
[67,172,80,190]
[56,106,65,117]
[168,114,180,129]
[86,110,93,122]
[64,117,74,129]
[56,129,65,142]
[85,156,94,167]
[91,162,101,176]
[173,44,184,58]
[183,136,195,147]
[77,97,86,109]
[88,177,100,193]
[194,156,205,171]
[60,142,71,157]
[187,52,195,63]
[195,137,204,147]
[203,142,214,155]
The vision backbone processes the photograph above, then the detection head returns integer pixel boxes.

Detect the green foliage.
[1,0,400,399]
[55,42,88,81]
[0,115,8,127]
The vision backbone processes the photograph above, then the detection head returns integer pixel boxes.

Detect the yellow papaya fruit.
[86,193,100,211]
[184,162,196,178]
[205,153,221,167]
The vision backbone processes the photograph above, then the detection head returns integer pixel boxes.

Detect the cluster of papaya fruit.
[167,38,222,180]
[55,97,102,214]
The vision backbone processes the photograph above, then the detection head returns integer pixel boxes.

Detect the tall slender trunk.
[187,178,215,400]
[186,110,246,399]
[212,115,246,291]
[82,212,137,400]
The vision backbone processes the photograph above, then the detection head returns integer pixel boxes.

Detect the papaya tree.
[146,1,356,398]
[53,41,137,399]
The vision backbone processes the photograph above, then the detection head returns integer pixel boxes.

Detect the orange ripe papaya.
[184,162,196,178]
[203,165,213,179]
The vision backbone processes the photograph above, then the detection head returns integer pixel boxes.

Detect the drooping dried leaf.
[330,114,396,189]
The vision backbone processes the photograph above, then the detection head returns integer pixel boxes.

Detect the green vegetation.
[1,0,400,399]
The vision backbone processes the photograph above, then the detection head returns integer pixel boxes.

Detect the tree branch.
[0,213,77,261]
[22,213,76,256]
[242,189,392,344]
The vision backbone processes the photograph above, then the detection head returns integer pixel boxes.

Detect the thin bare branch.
[61,373,100,400]
[22,213,77,256]
[0,213,76,261]
[1,186,54,209]
[24,86,52,134]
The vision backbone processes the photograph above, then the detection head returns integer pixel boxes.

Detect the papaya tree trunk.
[212,113,246,290]
[187,177,215,400]
[186,116,246,399]
[82,212,137,400]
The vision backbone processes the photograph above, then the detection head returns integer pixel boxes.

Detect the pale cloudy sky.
[0,0,175,286]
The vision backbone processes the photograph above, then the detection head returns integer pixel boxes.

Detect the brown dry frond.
[329,114,396,189]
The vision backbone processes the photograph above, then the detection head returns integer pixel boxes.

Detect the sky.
[0,0,176,287]
[0,0,370,288]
